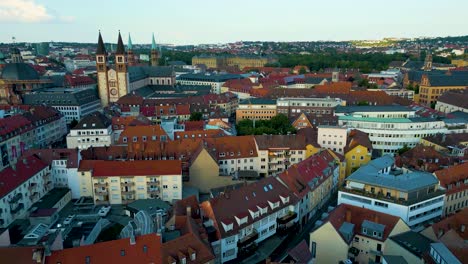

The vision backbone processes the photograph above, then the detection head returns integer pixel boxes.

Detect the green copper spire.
[128,33,133,50]
[151,33,157,50]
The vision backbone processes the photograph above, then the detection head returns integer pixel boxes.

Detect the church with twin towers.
[95,31,175,107]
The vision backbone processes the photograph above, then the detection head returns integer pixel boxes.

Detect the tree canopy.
[236,114,296,135]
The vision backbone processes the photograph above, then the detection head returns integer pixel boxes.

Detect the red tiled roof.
[0,155,48,198]
[397,144,451,173]
[0,114,33,138]
[22,148,79,169]
[174,129,226,140]
[278,150,337,198]
[46,233,163,264]
[183,121,204,131]
[30,208,58,217]
[328,204,401,243]
[174,195,201,218]
[434,163,468,194]
[64,74,96,87]
[345,129,373,153]
[430,208,468,240]
[117,125,168,144]
[162,216,215,264]
[200,177,297,239]
[0,246,45,264]
[287,240,313,263]
[86,160,182,177]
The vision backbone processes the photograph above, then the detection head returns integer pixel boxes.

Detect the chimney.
[129,232,136,245]
[186,206,192,217]
[374,214,379,224]
[345,209,352,223]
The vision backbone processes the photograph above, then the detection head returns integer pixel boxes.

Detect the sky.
[1,0,467,45]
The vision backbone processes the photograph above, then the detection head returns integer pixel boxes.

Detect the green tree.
[397,144,411,155]
[357,101,370,106]
[189,112,203,121]
[298,67,307,74]
[70,119,78,129]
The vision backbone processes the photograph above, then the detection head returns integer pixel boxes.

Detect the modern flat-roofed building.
[23,87,101,124]
[177,73,243,94]
[236,98,277,123]
[338,155,445,228]
[276,97,344,118]
[336,105,447,155]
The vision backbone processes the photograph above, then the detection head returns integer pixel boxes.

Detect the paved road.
[273,196,338,262]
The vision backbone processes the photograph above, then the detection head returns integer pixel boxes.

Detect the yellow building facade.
[417,75,467,106]
[345,145,372,176]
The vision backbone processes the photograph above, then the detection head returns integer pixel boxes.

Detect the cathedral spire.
[128,33,133,50]
[151,33,157,50]
[96,30,106,55]
[116,30,125,55]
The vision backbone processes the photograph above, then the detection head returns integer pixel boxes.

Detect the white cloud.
[0,0,73,23]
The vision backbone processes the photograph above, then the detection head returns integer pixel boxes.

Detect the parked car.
[98,206,111,217]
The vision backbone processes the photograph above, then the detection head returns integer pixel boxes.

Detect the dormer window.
[123,137,127,143]
[133,136,137,142]
[142,136,147,142]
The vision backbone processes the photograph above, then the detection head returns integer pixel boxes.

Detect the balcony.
[10,193,23,204]
[120,182,135,187]
[95,189,108,196]
[238,229,259,247]
[10,203,24,215]
[147,188,159,194]
[147,179,160,184]
[121,190,135,195]
[277,211,297,225]
[340,187,446,206]
[28,183,37,191]
[30,192,39,201]
[94,182,108,187]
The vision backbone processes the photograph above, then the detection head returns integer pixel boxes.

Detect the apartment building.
[23,87,102,124]
[236,98,277,123]
[336,105,447,155]
[177,73,243,94]
[116,125,169,145]
[0,156,51,228]
[309,204,411,264]
[317,125,348,154]
[420,133,468,157]
[344,129,373,177]
[338,155,445,228]
[278,150,340,226]
[435,89,468,113]
[434,163,468,216]
[23,149,81,198]
[254,135,310,177]
[78,160,182,204]
[417,73,468,106]
[192,54,278,69]
[66,111,113,150]
[200,177,298,263]
[0,106,67,170]
[276,97,344,119]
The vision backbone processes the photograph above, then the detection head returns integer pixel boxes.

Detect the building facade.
[338,155,445,228]
[66,112,113,150]
[336,106,447,155]
[236,98,277,123]
[78,160,182,204]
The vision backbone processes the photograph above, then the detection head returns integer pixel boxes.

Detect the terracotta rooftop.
[0,155,48,198]
[22,148,79,169]
[183,121,204,131]
[46,233,163,264]
[344,129,373,154]
[430,208,468,240]
[174,129,226,140]
[422,133,468,149]
[200,177,297,239]
[254,134,310,150]
[0,246,45,264]
[80,160,182,177]
[278,150,338,198]
[327,204,401,243]
[117,125,168,144]
[434,163,468,194]
[397,144,450,173]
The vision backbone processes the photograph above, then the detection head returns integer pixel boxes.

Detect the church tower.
[112,31,129,102]
[96,31,110,107]
[127,33,136,66]
[150,33,159,66]
[424,50,433,71]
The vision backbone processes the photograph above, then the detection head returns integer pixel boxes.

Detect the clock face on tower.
[110,88,118,96]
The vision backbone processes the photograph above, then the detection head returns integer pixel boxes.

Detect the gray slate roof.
[23,88,99,106]
[347,155,439,192]
[73,111,111,130]
[239,98,276,105]
[389,231,432,258]
[1,63,40,80]
[428,74,468,87]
